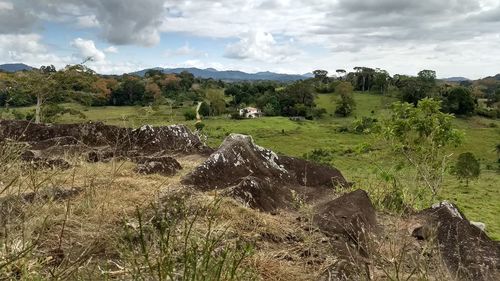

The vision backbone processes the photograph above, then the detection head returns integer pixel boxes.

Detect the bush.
[476,107,499,119]
[352,116,378,134]
[454,152,480,186]
[195,121,205,131]
[198,101,210,117]
[183,109,196,121]
[303,148,335,166]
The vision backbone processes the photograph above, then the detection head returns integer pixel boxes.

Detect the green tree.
[455,152,480,186]
[380,98,463,197]
[313,69,328,82]
[198,101,210,117]
[334,82,356,117]
[417,69,436,84]
[441,86,476,115]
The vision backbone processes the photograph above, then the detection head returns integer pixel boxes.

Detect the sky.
[0,0,499,79]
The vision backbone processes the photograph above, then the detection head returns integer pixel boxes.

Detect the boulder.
[313,189,377,244]
[181,134,348,190]
[414,201,500,281]
[225,176,294,212]
[133,156,182,176]
[0,120,210,155]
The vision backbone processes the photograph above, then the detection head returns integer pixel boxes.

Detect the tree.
[198,101,210,117]
[336,69,346,80]
[455,152,480,186]
[418,70,436,85]
[380,98,463,197]
[205,89,226,116]
[372,69,390,94]
[441,86,476,115]
[313,69,328,82]
[334,82,356,117]
[22,67,57,123]
[400,77,433,105]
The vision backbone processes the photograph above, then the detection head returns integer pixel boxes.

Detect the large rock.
[313,189,377,244]
[133,156,182,176]
[224,176,294,212]
[414,201,500,281]
[181,134,348,190]
[0,120,210,155]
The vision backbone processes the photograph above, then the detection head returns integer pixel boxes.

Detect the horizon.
[1,1,500,79]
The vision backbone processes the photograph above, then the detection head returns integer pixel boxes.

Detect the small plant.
[194,121,205,131]
[183,109,197,121]
[455,152,480,186]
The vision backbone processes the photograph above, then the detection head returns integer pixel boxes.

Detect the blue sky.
[1,0,500,78]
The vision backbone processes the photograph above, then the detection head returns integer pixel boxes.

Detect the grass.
[1,91,499,240]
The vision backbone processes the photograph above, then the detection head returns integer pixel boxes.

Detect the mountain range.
[130,67,313,81]
[0,63,33,72]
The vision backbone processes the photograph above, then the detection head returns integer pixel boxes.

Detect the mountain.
[0,63,33,72]
[131,67,309,82]
[442,77,470,82]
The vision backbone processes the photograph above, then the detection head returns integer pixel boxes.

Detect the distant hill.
[481,74,500,81]
[130,67,309,82]
[0,63,33,72]
[442,77,470,82]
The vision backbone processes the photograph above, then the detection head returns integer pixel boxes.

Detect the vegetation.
[455,152,481,186]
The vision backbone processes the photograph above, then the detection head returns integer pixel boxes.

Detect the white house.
[239,107,262,118]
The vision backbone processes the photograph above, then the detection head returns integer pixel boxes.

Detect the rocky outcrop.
[314,189,377,247]
[414,201,500,281]
[0,120,210,155]
[133,156,182,176]
[224,176,294,212]
[181,134,348,190]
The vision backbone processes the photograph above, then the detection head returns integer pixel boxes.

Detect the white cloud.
[0,33,70,67]
[104,46,118,53]
[0,1,13,10]
[224,30,299,63]
[76,15,99,28]
[71,38,106,62]
[164,43,207,57]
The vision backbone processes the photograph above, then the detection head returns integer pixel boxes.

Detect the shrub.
[303,148,335,166]
[195,121,205,131]
[352,116,378,134]
[183,109,196,121]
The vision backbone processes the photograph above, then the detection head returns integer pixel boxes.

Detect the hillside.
[0,63,33,72]
[130,67,309,81]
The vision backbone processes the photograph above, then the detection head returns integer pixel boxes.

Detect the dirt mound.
[181,134,348,190]
[414,201,500,281]
[133,156,182,176]
[225,176,294,212]
[313,189,377,245]
[0,120,209,155]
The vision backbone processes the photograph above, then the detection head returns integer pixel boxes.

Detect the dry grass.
[1,144,455,280]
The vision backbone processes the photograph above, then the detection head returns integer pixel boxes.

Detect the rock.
[133,156,182,176]
[0,120,210,155]
[313,189,377,244]
[471,221,486,231]
[225,176,294,212]
[415,201,500,281]
[181,134,348,190]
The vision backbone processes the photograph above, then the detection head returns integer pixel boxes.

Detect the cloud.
[0,1,37,34]
[164,43,206,57]
[104,46,118,53]
[76,15,99,28]
[224,30,299,63]
[2,0,167,46]
[71,38,106,62]
[0,33,70,67]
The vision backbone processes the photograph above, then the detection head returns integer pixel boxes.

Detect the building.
[239,107,262,118]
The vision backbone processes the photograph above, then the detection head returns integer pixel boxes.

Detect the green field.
[1,92,499,239]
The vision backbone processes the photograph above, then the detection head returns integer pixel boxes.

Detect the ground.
[1,91,499,240]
